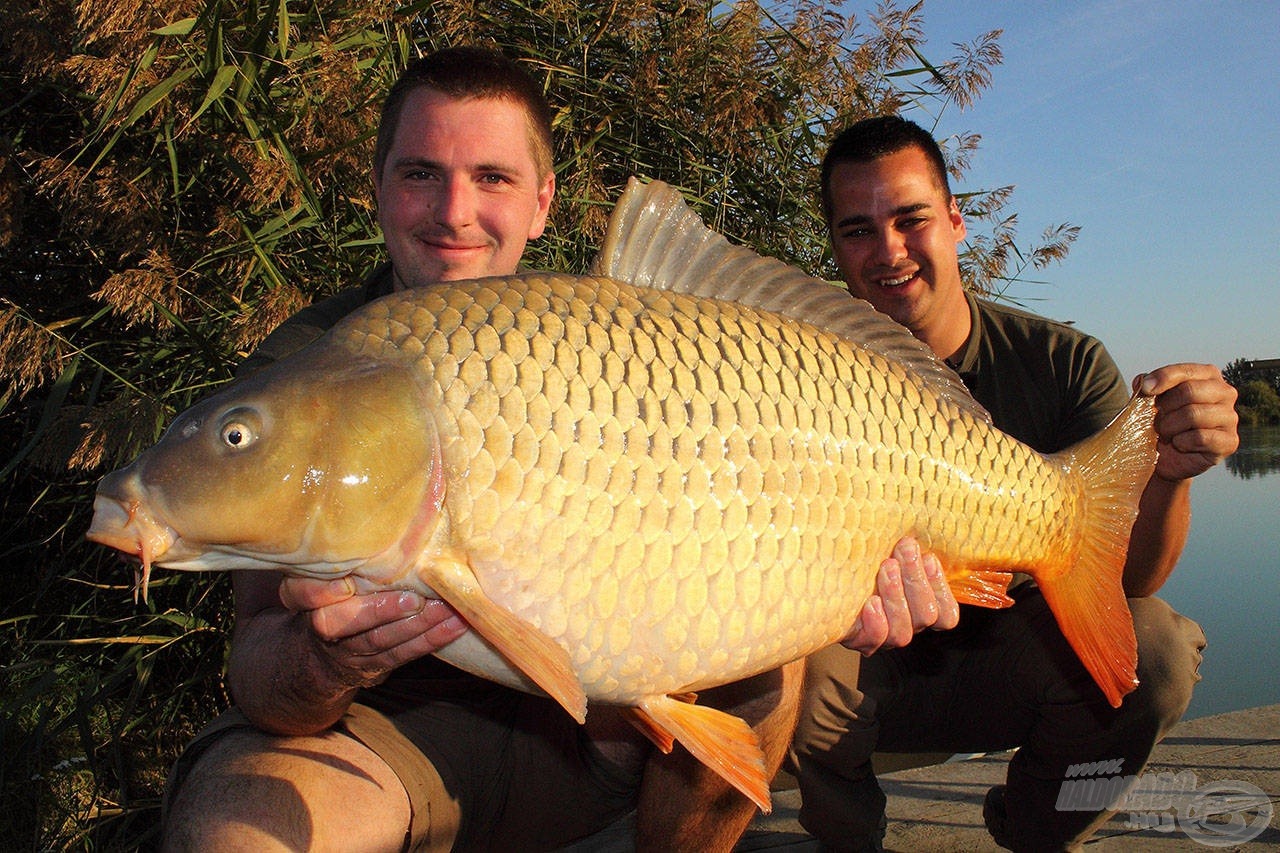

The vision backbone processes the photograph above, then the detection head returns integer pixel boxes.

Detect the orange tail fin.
[1038,393,1157,707]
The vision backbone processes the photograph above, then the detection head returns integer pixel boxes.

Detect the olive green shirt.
[947,292,1130,454]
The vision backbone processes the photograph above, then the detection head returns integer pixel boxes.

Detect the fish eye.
[220,421,256,449]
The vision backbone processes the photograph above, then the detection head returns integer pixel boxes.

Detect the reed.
[0,1,1061,845]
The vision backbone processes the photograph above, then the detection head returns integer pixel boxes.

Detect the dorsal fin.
[591,177,990,423]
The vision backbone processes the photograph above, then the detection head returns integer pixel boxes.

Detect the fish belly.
[334,273,1071,704]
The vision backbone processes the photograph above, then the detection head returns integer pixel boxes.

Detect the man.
[160,46,584,853]
[790,115,1240,852]
[160,46,907,852]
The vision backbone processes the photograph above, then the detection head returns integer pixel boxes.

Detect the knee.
[1128,597,1205,728]
[790,645,871,766]
[162,727,413,852]
[162,729,314,851]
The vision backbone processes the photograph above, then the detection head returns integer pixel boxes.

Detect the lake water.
[1156,424,1280,719]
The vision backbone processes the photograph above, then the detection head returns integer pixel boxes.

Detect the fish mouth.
[86,495,177,602]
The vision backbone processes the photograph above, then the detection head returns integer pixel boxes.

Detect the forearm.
[228,605,368,734]
[1122,474,1192,597]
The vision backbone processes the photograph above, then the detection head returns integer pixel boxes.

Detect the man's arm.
[1122,364,1239,596]
[227,572,467,735]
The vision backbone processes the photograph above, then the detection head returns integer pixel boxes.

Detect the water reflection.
[1164,433,1280,717]
[1225,426,1280,479]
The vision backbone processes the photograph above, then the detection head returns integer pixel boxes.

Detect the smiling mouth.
[425,241,483,253]
[877,271,916,288]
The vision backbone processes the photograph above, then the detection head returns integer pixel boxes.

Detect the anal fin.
[946,567,1016,608]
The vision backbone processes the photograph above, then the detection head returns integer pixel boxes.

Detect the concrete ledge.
[742,704,1280,851]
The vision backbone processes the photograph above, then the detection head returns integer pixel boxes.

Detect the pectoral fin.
[627,694,771,814]
[422,555,587,723]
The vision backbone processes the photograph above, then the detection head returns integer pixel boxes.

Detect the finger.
[307,589,428,642]
[894,538,941,632]
[840,593,888,656]
[1154,396,1240,439]
[332,598,467,660]
[278,575,357,612]
[874,559,916,651]
[1136,363,1226,398]
[1167,423,1240,458]
[922,552,959,630]
[398,601,469,656]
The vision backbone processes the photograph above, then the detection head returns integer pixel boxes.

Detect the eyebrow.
[388,155,440,171]
[389,156,521,176]
[834,202,931,231]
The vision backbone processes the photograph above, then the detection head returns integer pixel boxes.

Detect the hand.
[1136,364,1240,482]
[279,576,468,686]
[840,537,959,656]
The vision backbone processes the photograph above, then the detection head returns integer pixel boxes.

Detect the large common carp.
[87,178,1156,812]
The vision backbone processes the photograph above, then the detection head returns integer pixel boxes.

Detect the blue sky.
[883,1,1279,379]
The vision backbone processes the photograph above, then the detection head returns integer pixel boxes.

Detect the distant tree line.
[1223,358,1280,427]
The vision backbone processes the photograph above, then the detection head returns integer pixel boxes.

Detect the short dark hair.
[373,46,555,181]
[820,115,952,221]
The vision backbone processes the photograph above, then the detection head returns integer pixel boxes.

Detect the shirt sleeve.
[235,287,370,379]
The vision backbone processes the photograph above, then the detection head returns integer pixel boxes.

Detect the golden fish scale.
[336,274,1076,703]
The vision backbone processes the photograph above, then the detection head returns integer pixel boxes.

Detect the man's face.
[826,146,967,335]
[374,89,555,288]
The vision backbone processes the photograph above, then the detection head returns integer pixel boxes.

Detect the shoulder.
[972,296,1097,346]
[236,266,394,377]
[970,295,1117,378]
[963,294,1128,450]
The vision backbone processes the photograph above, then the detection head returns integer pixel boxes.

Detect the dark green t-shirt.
[237,263,396,378]
[946,291,1130,454]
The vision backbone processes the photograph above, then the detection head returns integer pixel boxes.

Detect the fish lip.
[86,494,177,600]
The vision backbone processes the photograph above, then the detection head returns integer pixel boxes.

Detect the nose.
[432,177,476,228]
[873,226,908,266]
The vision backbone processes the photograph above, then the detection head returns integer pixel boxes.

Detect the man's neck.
[914,290,972,363]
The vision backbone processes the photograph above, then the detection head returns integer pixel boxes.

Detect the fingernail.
[923,555,941,578]
[398,591,423,613]
[1140,375,1158,396]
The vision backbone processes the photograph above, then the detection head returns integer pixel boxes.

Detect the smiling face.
[826,145,972,359]
[374,89,555,289]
